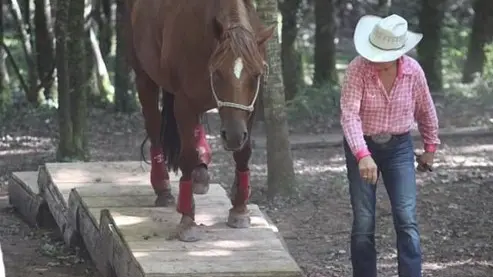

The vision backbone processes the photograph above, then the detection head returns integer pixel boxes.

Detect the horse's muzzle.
[220,119,248,151]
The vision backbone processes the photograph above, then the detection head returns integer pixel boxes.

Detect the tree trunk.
[278,0,302,101]
[417,0,445,92]
[34,0,55,100]
[67,0,88,160]
[9,0,40,104]
[55,0,72,160]
[89,26,114,104]
[100,0,112,61]
[377,0,391,16]
[256,0,297,200]
[462,0,493,83]
[114,0,134,113]
[0,0,12,114]
[313,0,338,86]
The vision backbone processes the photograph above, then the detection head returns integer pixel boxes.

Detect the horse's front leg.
[175,109,204,242]
[227,137,252,229]
[191,115,211,194]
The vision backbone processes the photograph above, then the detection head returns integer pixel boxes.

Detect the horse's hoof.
[227,209,251,229]
[177,217,202,242]
[154,190,175,207]
[192,166,210,195]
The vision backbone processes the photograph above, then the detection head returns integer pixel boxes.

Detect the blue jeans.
[344,133,422,277]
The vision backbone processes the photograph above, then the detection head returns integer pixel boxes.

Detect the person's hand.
[358,156,378,184]
[416,151,434,172]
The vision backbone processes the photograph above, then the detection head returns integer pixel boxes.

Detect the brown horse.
[125,0,275,241]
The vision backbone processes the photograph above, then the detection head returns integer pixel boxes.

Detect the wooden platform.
[8,161,303,277]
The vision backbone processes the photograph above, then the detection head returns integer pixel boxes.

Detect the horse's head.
[209,18,275,151]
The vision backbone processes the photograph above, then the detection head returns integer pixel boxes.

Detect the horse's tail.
[160,90,181,173]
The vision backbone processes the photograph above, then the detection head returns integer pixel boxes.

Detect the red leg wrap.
[150,146,170,192]
[177,180,194,215]
[195,125,212,166]
[235,170,250,205]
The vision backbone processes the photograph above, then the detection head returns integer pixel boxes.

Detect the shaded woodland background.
[1,0,493,139]
[1,0,493,277]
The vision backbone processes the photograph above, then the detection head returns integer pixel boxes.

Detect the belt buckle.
[371,134,392,144]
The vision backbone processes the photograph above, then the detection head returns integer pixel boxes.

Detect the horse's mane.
[208,0,264,75]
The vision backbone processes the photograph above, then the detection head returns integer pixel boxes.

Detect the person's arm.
[340,59,370,161]
[413,65,441,152]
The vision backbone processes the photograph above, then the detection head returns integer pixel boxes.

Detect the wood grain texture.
[38,166,79,247]
[89,205,273,241]
[100,209,145,277]
[25,162,303,277]
[44,161,180,184]
[8,172,44,227]
[67,189,107,274]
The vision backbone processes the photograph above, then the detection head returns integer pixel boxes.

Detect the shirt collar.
[364,55,413,78]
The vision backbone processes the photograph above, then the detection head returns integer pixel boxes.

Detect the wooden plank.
[100,209,145,277]
[100,207,301,277]
[89,205,273,242]
[44,161,180,184]
[8,172,44,227]
[11,172,39,194]
[80,194,230,208]
[38,166,78,247]
[37,162,303,277]
[126,228,287,252]
[72,182,228,198]
[67,189,106,274]
[135,249,302,277]
[73,182,230,208]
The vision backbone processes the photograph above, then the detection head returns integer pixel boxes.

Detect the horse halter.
[209,61,269,112]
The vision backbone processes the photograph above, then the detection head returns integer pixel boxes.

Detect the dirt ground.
[1,107,493,277]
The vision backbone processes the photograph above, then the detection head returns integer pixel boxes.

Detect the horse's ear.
[257,24,276,46]
[213,16,225,39]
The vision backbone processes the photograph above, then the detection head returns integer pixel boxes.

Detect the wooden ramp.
[8,162,303,277]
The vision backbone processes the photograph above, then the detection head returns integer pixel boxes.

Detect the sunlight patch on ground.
[0,135,53,151]
[294,159,346,174]
[448,144,493,154]
[422,259,493,271]
[378,259,493,271]
[0,148,51,156]
[434,154,493,168]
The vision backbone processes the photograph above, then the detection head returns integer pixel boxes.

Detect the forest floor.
[1,90,493,277]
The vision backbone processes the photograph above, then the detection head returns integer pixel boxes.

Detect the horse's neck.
[217,0,253,30]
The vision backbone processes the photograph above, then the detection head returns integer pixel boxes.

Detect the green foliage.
[286,82,340,122]
[441,14,493,99]
[441,17,470,86]
[483,44,493,80]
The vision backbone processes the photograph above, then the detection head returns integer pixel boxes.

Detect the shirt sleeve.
[340,59,370,159]
[413,65,441,148]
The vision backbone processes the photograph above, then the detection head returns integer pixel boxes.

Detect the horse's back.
[126,0,265,96]
[127,0,213,91]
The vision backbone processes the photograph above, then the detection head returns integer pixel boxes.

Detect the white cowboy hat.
[354,14,423,63]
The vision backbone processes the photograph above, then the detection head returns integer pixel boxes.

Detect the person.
[340,14,440,277]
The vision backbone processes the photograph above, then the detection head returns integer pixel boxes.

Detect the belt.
[364,131,410,144]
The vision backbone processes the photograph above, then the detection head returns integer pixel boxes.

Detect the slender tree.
[462,0,493,83]
[417,0,446,92]
[257,0,297,199]
[278,0,303,101]
[55,0,72,160]
[313,0,338,86]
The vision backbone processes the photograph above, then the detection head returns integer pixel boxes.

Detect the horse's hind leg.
[227,134,253,229]
[191,117,211,194]
[135,72,174,206]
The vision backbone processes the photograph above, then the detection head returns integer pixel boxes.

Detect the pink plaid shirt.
[340,55,440,161]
